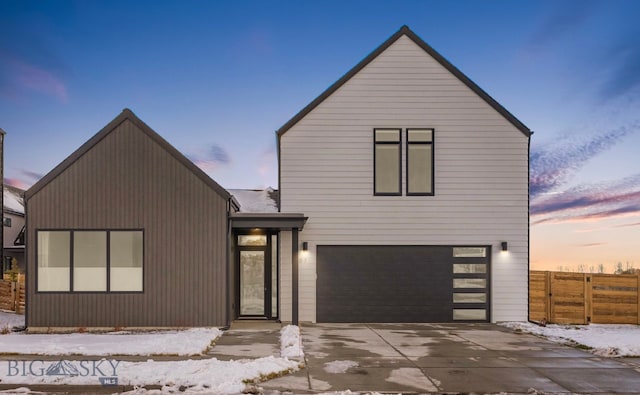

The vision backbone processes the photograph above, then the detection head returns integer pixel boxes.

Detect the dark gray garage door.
[316,245,490,323]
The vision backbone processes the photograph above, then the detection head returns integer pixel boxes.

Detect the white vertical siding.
[279,231,292,322]
[280,35,529,322]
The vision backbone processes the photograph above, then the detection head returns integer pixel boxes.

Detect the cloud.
[19,169,44,182]
[599,39,640,100]
[531,173,640,225]
[4,178,29,190]
[525,1,595,54]
[530,123,638,198]
[0,55,68,102]
[615,221,640,228]
[188,144,232,172]
[578,243,605,248]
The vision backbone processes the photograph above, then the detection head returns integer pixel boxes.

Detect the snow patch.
[501,322,640,357]
[280,324,304,358]
[1,356,300,394]
[0,311,25,330]
[385,367,438,391]
[3,188,24,214]
[228,188,277,213]
[323,360,358,373]
[0,317,221,356]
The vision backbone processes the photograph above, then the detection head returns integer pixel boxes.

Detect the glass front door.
[237,233,278,319]
[240,250,266,316]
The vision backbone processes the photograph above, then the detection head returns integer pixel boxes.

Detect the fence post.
[585,274,592,324]
[15,281,21,314]
[545,271,551,322]
[637,273,640,325]
[10,281,16,312]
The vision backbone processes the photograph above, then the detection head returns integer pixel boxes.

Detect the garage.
[316,245,490,323]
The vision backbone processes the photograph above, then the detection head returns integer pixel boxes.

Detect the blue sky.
[1,0,639,271]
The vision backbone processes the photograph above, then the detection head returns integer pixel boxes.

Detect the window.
[374,128,401,195]
[406,128,434,195]
[3,217,11,227]
[37,231,71,292]
[73,231,107,291]
[37,230,143,292]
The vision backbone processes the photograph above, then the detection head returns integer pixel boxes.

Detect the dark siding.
[26,119,228,327]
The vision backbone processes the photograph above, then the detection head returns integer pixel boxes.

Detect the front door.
[237,233,277,319]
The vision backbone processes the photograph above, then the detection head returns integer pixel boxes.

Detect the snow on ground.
[323,360,358,373]
[0,356,300,394]
[280,325,304,358]
[0,315,304,394]
[0,311,25,330]
[0,312,221,356]
[502,321,640,357]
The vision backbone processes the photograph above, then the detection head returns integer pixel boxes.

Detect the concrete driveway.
[263,323,640,393]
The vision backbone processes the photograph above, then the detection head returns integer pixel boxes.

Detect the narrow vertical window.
[374,128,401,195]
[407,128,434,195]
[37,231,71,292]
[110,231,143,291]
[73,231,107,291]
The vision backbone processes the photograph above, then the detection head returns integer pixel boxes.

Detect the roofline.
[25,109,232,200]
[276,25,531,138]
[230,212,308,230]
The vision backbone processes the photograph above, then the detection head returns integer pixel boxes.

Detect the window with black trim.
[406,128,434,195]
[37,230,143,292]
[374,128,401,195]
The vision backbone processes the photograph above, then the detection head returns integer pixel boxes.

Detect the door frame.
[235,230,278,320]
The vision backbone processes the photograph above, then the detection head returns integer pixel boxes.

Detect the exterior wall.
[280,35,529,322]
[4,212,24,247]
[4,212,25,271]
[279,230,292,322]
[27,119,229,327]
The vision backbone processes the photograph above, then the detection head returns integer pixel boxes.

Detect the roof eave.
[25,109,232,201]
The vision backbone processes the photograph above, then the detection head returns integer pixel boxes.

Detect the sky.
[1,0,639,273]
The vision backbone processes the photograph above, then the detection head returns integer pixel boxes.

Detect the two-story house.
[24,26,529,330]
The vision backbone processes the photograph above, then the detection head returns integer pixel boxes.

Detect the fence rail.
[530,271,640,325]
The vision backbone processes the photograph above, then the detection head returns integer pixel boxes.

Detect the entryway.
[236,233,278,319]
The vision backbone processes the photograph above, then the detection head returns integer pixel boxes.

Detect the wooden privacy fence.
[0,278,25,314]
[530,271,640,325]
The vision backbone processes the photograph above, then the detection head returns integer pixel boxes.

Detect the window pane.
[238,235,267,246]
[408,129,433,142]
[453,309,486,320]
[453,278,486,288]
[375,144,400,193]
[37,231,70,291]
[453,247,487,258]
[453,264,487,274]
[110,231,143,291]
[375,129,400,142]
[74,231,107,291]
[408,144,432,194]
[453,293,487,303]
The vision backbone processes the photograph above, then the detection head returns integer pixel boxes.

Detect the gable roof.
[26,109,232,200]
[4,185,25,216]
[276,25,531,137]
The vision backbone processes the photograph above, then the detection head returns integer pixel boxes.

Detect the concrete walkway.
[262,323,640,393]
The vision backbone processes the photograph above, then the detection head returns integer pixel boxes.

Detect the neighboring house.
[25,25,529,328]
[3,185,25,273]
[277,26,531,323]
